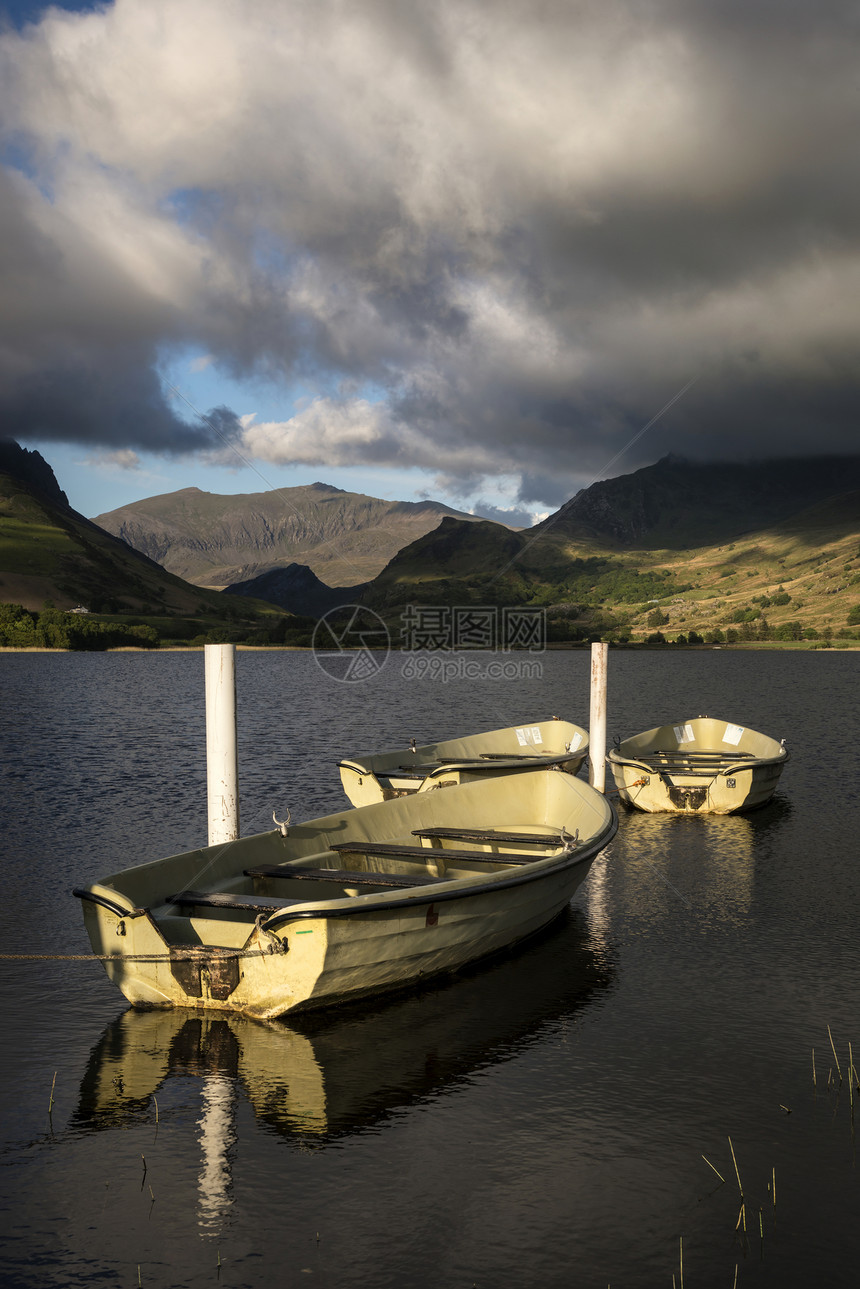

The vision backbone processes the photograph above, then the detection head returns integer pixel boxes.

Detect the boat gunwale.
[71,810,618,936]
[607,715,789,779]
[260,810,618,932]
[338,719,590,776]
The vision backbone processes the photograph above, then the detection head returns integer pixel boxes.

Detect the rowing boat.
[607,717,789,814]
[74,768,616,1019]
[338,718,589,806]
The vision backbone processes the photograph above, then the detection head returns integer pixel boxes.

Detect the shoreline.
[2,642,858,655]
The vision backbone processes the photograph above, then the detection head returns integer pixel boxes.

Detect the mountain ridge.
[93,484,482,588]
[535,453,860,549]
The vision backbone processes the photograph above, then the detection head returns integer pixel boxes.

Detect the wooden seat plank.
[330,841,540,866]
[413,827,565,846]
[169,890,300,914]
[245,864,447,888]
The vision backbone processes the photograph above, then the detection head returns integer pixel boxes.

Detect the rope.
[0,946,284,962]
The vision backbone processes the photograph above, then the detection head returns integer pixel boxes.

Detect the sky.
[1,0,859,523]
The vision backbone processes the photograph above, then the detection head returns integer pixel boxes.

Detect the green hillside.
[0,443,286,646]
[360,459,860,646]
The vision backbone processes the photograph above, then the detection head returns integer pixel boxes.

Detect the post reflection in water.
[73,908,615,1159]
[197,1075,237,1236]
[583,848,612,943]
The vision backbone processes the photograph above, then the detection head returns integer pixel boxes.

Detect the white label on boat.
[516,727,528,745]
[568,732,582,751]
[723,723,744,745]
[674,723,695,744]
[530,727,543,744]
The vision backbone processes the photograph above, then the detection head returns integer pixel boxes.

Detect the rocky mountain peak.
[0,439,70,508]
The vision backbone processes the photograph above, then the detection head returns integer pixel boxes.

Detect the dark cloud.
[0,349,233,452]
[1,0,859,507]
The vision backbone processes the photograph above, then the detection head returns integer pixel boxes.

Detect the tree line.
[0,603,159,650]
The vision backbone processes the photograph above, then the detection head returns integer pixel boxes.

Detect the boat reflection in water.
[612,795,793,928]
[74,907,614,1148]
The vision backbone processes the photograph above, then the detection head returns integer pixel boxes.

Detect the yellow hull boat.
[608,717,789,814]
[75,768,615,1020]
[338,718,588,806]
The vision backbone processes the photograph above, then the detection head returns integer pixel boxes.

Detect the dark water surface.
[1,649,858,1288]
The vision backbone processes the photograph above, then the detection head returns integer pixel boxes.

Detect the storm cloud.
[1,0,859,507]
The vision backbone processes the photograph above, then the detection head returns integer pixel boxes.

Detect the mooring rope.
[0,946,284,962]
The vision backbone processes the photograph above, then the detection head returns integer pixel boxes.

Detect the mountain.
[226,563,369,617]
[0,439,274,625]
[362,517,533,609]
[360,454,860,643]
[535,453,860,549]
[0,440,70,508]
[92,484,480,589]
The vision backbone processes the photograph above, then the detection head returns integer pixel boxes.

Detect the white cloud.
[83,449,142,471]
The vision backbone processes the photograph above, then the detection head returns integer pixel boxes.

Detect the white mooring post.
[205,643,240,845]
[588,641,608,794]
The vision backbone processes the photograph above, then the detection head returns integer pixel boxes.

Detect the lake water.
[0,648,858,1288]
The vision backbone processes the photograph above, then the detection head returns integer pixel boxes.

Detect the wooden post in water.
[588,641,608,794]
[205,643,240,845]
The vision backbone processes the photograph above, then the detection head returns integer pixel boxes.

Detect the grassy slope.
[635,491,860,639]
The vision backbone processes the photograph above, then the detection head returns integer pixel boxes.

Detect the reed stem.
[828,1024,842,1083]
[48,1071,56,1116]
[728,1136,743,1197]
[702,1154,725,1183]
[849,1042,856,1108]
